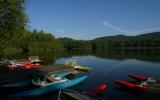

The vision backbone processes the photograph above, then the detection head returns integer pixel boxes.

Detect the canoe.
[0,79,31,88]
[128,74,148,81]
[9,76,87,97]
[60,89,89,100]
[59,84,107,100]
[114,80,148,92]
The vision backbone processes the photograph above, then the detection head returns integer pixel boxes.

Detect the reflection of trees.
[58,49,160,62]
[0,50,63,65]
[59,49,92,58]
[1,49,160,65]
[93,49,160,62]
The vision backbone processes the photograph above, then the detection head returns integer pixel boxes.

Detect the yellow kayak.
[64,60,92,71]
[74,66,91,71]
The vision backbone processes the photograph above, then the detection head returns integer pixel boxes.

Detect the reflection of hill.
[93,49,160,62]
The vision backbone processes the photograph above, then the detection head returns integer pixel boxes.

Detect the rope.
[58,89,62,100]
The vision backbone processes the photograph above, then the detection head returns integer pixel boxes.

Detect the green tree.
[0,0,27,50]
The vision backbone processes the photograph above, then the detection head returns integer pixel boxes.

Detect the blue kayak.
[1,72,71,88]
[9,76,87,97]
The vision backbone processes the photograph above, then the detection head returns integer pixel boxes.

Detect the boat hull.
[114,80,148,92]
[75,66,91,71]
[128,74,148,81]
[9,76,87,97]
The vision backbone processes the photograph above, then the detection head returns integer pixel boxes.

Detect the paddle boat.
[29,56,44,64]
[9,75,87,97]
[0,59,43,70]
[65,60,91,71]
[58,84,107,100]
[0,60,19,71]
[128,74,156,84]
[114,80,148,92]
[21,63,43,69]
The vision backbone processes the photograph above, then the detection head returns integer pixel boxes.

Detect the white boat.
[32,76,68,87]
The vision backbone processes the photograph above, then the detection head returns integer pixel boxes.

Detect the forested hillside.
[59,32,160,51]
[92,32,160,50]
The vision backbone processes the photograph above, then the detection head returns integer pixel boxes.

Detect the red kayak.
[22,63,43,69]
[88,84,107,96]
[128,74,148,81]
[114,80,148,92]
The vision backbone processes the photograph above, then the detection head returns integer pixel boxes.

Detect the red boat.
[114,80,148,92]
[88,84,107,96]
[128,74,148,81]
[22,63,43,69]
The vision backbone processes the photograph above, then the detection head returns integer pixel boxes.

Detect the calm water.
[55,55,160,100]
[1,50,160,100]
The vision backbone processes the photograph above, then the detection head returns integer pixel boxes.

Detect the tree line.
[59,32,160,51]
[0,0,61,56]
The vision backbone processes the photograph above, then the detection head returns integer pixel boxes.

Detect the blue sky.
[26,0,160,40]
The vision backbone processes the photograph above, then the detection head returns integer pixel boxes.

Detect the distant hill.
[58,37,75,41]
[58,32,160,50]
[94,32,160,41]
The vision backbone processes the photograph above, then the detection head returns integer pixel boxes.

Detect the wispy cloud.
[102,21,130,34]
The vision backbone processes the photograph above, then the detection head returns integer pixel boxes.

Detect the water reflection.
[0,49,160,100]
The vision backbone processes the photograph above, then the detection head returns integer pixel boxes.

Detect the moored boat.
[128,74,148,81]
[128,74,157,84]
[59,89,89,100]
[87,84,107,96]
[9,76,87,97]
[58,84,107,100]
[114,80,148,92]
[74,66,91,71]
[22,63,43,69]
[65,60,92,71]
[29,56,44,64]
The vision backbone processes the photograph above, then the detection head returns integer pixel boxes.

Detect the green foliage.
[58,38,92,50]
[0,0,27,50]
[0,0,62,56]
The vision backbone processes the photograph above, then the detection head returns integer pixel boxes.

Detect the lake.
[55,55,160,100]
[1,49,160,100]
